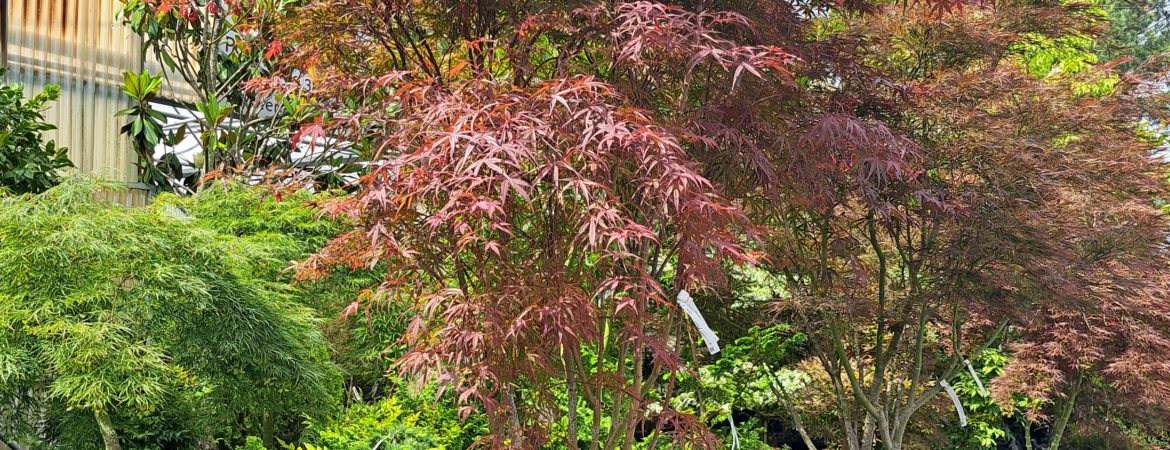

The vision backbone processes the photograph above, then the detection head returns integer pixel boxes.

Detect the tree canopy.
[2,0,1168,448]
[253,0,1170,448]
[0,179,339,449]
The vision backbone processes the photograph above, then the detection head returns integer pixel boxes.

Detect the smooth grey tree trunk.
[94,410,122,450]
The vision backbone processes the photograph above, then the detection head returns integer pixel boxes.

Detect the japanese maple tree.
[265,0,1170,448]
[278,1,798,448]
[739,1,1170,449]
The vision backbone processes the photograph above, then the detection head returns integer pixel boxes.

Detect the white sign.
[256,94,279,119]
[218,30,240,56]
[292,69,314,91]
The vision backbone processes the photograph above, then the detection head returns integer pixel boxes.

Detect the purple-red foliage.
[293,50,765,449]
[274,0,1170,446]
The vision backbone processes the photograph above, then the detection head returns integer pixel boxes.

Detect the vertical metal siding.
[1,0,8,65]
[146,48,201,104]
[5,0,150,205]
[99,188,151,207]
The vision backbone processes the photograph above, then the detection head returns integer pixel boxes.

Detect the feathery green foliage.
[154,181,405,388]
[289,385,487,450]
[0,178,340,449]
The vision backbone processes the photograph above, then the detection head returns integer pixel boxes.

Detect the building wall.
[4,0,151,205]
[145,45,201,104]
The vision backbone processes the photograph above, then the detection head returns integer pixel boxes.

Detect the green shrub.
[0,179,340,449]
[239,436,268,450]
[0,71,72,194]
[155,181,406,389]
[290,382,486,450]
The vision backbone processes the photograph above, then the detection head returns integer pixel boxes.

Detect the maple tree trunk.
[601,343,630,450]
[862,414,876,449]
[621,343,644,450]
[834,377,861,450]
[590,386,603,450]
[1024,421,1033,450]
[261,412,275,449]
[503,383,523,448]
[566,355,580,449]
[1048,371,1083,450]
[766,367,818,450]
[94,409,122,450]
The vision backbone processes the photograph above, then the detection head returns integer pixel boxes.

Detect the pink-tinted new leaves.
[297,71,754,446]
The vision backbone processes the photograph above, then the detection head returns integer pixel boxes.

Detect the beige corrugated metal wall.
[5,0,150,206]
[145,47,201,104]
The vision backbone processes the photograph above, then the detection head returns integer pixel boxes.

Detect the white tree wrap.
[965,359,988,397]
[677,290,720,355]
[939,379,968,427]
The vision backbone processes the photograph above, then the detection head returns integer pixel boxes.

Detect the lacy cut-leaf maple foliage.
[270,0,1170,448]
[789,0,1170,447]
[280,2,809,446]
[299,74,757,447]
